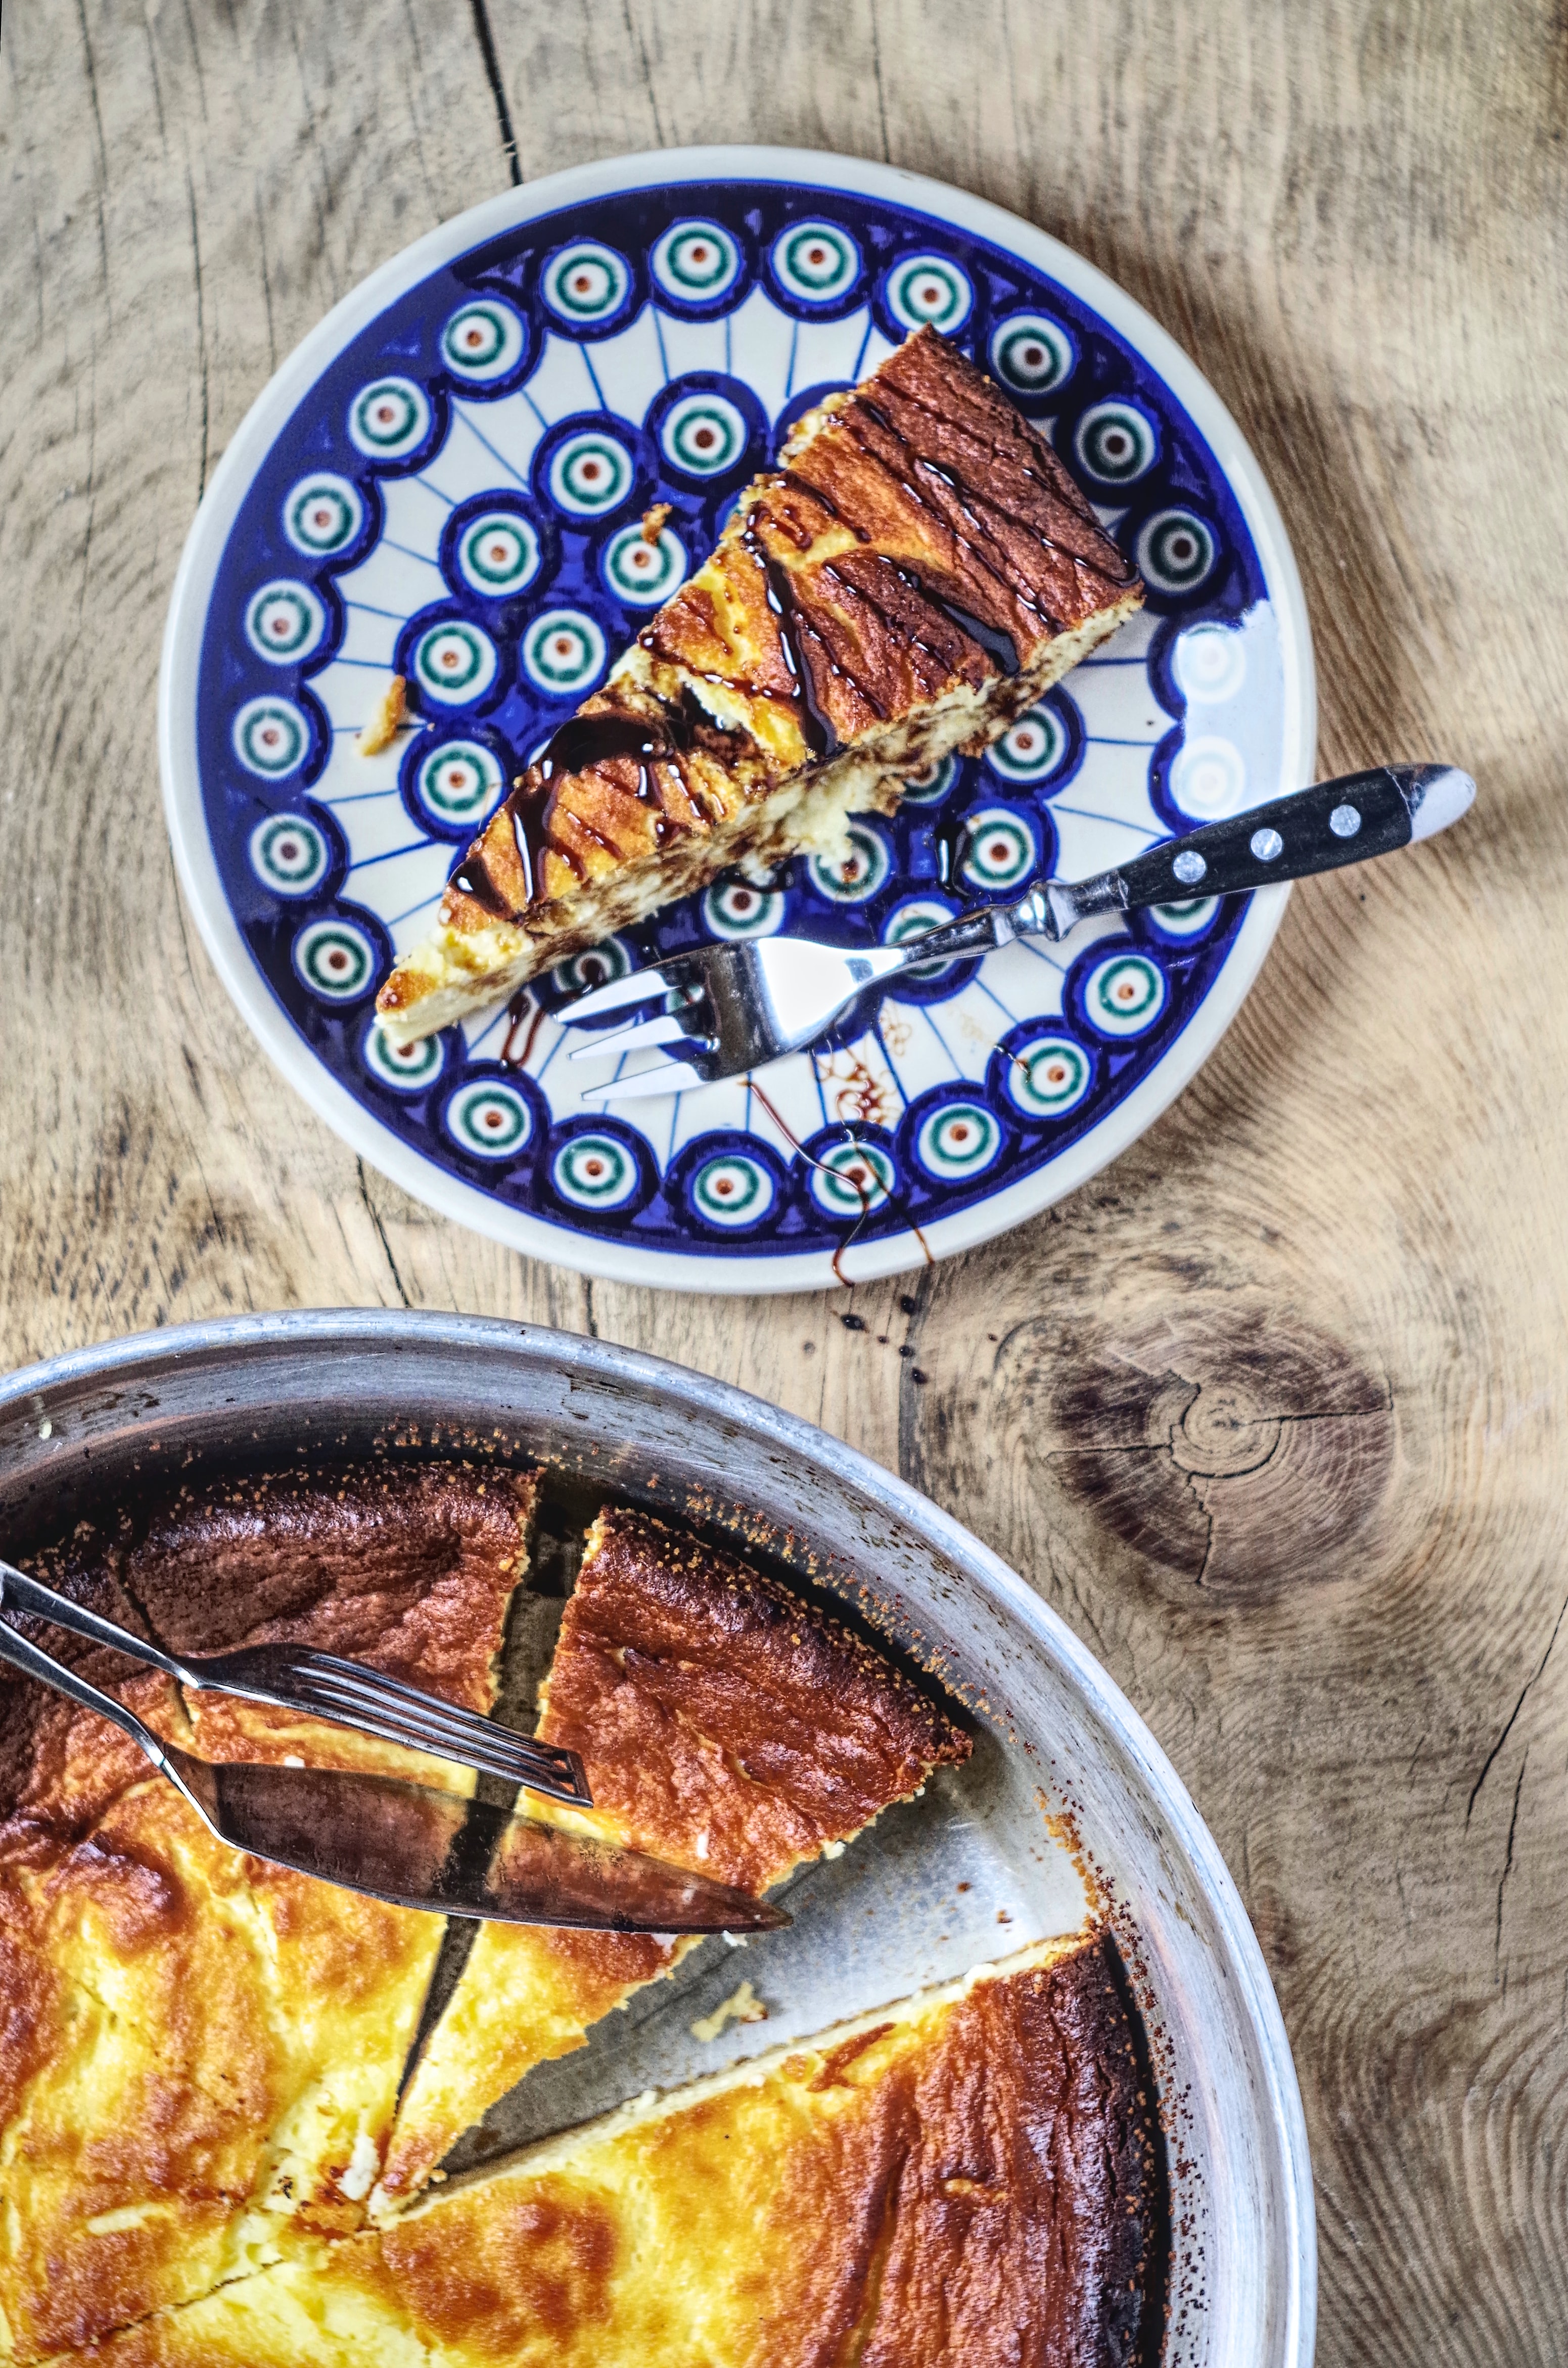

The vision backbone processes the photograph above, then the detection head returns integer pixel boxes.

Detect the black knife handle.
[1117,764,1469,910]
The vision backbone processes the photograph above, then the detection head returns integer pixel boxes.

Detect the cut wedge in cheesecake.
[374,326,1143,1046]
[372,1505,972,2210]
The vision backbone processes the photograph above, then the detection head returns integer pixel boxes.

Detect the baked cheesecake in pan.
[376,1505,972,2207]
[375,327,1143,1045]
[54,1931,1165,2368]
[0,1484,983,2356]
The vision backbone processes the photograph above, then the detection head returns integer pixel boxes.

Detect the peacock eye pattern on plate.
[193,171,1282,1276]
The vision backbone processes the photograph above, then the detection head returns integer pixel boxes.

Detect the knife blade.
[169,1746,788,1934]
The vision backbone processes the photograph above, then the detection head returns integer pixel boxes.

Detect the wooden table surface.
[4,3,1565,2358]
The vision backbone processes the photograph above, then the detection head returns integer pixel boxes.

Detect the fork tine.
[293,1673,566,1762]
[581,1059,709,1106]
[569,1011,713,1063]
[558,964,685,1023]
[275,1664,590,1798]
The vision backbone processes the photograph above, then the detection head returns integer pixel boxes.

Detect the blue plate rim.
[159,144,1316,1294]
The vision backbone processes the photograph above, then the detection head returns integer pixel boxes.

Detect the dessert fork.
[0,1597,785,1931]
[563,764,1474,1102]
[0,1557,590,1804]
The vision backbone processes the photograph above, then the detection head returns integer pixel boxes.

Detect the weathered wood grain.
[2,4,1566,2361]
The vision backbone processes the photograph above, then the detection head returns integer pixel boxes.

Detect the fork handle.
[0,1558,186,1682]
[1112,764,1473,910]
[0,1598,167,1767]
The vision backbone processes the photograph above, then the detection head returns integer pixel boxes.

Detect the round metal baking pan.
[0,1311,1312,2367]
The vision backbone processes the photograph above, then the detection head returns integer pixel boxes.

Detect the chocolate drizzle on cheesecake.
[743,525,842,761]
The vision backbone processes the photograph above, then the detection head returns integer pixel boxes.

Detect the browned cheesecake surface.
[542,1504,971,1889]
[376,327,1142,1042]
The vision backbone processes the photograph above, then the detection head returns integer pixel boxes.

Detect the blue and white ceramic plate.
[161,148,1314,1293]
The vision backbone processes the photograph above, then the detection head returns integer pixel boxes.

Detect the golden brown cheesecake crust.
[375,327,1142,1041]
[544,1504,971,1890]
[381,1933,1164,2368]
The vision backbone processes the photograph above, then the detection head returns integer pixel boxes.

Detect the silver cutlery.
[561,763,1475,1103]
[0,1556,589,1805]
[0,1597,787,1933]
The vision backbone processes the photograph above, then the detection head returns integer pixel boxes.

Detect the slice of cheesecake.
[375,327,1142,1045]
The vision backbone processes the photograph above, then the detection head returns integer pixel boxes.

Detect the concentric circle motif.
[550,936,634,999]
[457,511,541,597]
[1168,734,1246,820]
[541,242,630,325]
[412,619,499,707]
[986,704,1069,786]
[807,823,892,903]
[914,1099,1002,1182]
[1137,508,1217,598]
[440,298,525,383]
[702,879,786,939]
[660,391,748,479]
[244,579,327,665]
[602,522,685,607]
[233,696,309,779]
[900,752,961,807]
[988,311,1076,398]
[1145,896,1221,942]
[651,219,742,307]
[292,917,376,1003]
[283,473,363,557]
[770,220,861,307]
[884,252,974,334]
[248,811,329,897]
[1073,399,1160,487]
[522,609,606,697]
[1004,1033,1093,1121]
[552,1131,640,1210]
[1173,619,1247,706]
[362,1022,445,1094]
[1084,951,1168,1037]
[413,740,503,830]
[690,1151,777,1229]
[547,430,634,518]
[348,377,431,461]
[444,1079,532,1161]
[959,807,1038,893]
[808,1140,896,1219]
[884,895,961,980]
